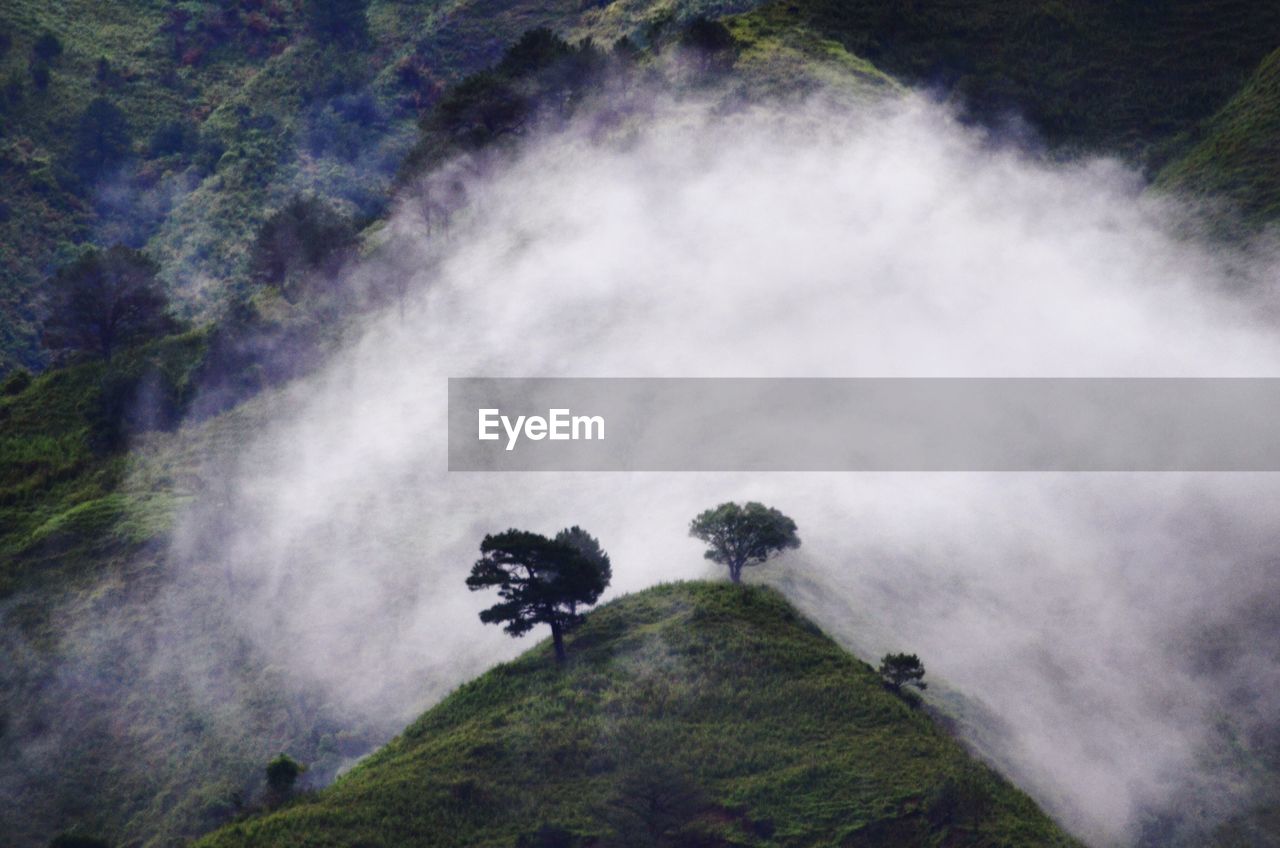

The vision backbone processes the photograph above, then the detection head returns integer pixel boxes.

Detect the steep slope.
[1156,47,1280,226]
[0,381,389,848]
[198,582,1081,848]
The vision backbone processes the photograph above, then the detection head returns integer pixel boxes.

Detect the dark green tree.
[32,31,63,63]
[248,195,357,297]
[42,246,174,361]
[926,770,992,828]
[2,368,31,396]
[689,502,799,584]
[436,71,529,148]
[148,119,197,157]
[554,525,611,615]
[265,753,304,796]
[679,16,735,72]
[466,529,611,662]
[71,97,132,181]
[878,652,927,694]
[497,28,573,76]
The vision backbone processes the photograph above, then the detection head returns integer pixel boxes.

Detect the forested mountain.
[3,2,1280,846]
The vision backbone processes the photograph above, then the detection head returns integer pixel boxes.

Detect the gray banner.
[447,378,1280,471]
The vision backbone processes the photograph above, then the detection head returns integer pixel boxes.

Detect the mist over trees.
[466,528,611,662]
[689,502,800,584]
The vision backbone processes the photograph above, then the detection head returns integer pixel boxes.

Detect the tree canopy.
[466,528,611,662]
[689,502,800,584]
[42,245,174,361]
[248,195,357,298]
[554,525,612,611]
[71,97,132,182]
[266,753,304,795]
[878,653,927,696]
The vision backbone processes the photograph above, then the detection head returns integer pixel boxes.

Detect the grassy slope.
[724,4,898,100]
[198,582,1081,848]
[1155,48,1280,225]
[0,332,209,596]
[0,373,402,848]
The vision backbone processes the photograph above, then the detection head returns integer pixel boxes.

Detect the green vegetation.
[42,245,176,362]
[689,502,800,584]
[1156,47,1280,225]
[0,378,383,847]
[0,329,207,596]
[0,0,758,372]
[879,653,928,699]
[246,194,358,297]
[722,5,896,100]
[197,582,1081,847]
[778,0,1280,167]
[5,2,1280,846]
[264,754,305,798]
[467,527,613,662]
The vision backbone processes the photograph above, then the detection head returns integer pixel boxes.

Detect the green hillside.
[1156,47,1280,225]
[5,2,1280,847]
[198,582,1081,848]
[779,0,1280,166]
[0,0,759,372]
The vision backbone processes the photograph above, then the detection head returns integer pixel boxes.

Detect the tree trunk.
[729,562,742,584]
[550,621,566,663]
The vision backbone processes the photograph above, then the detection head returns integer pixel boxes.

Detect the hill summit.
[198,582,1080,847]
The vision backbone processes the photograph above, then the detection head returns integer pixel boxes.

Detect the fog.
[152,91,1280,845]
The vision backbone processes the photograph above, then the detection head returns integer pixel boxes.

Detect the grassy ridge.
[1156,48,1280,225]
[198,582,1081,848]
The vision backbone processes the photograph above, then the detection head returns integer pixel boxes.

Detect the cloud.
[151,89,1280,844]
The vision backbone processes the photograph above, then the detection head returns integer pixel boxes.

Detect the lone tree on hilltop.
[467,529,611,662]
[689,502,799,584]
[42,245,175,361]
[879,652,927,695]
